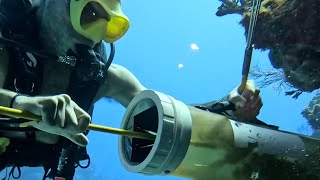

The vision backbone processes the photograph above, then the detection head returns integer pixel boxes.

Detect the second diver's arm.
[192,81,279,129]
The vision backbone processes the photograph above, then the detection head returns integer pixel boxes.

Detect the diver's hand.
[226,80,262,122]
[12,94,90,147]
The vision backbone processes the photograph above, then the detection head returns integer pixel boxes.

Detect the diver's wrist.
[10,94,29,110]
[9,94,20,108]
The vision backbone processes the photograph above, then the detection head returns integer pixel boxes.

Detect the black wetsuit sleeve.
[191,99,236,118]
[191,100,279,130]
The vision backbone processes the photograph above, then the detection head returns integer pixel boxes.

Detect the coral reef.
[216,0,320,134]
[302,93,320,130]
[249,65,290,91]
[216,0,320,92]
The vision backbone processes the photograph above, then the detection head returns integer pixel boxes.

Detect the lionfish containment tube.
[119,90,320,180]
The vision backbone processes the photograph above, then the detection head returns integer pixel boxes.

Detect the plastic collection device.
[118,90,320,180]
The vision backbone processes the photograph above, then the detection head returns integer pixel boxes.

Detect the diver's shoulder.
[94,64,129,100]
[95,63,145,105]
[108,64,130,73]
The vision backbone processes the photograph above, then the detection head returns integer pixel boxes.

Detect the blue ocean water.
[3,0,317,179]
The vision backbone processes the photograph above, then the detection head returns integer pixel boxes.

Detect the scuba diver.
[0,0,265,179]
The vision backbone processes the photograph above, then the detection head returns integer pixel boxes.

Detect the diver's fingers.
[253,88,260,97]
[251,96,263,109]
[249,89,261,105]
[20,120,41,129]
[55,96,66,128]
[64,104,79,133]
[20,121,89,147]
[248,89,259,101]
[65,133,89,147]
[228,89,247,108]
[40,97,58,126]
[242,80,257,99]
[242,87,256,100]
[72,102,91,132]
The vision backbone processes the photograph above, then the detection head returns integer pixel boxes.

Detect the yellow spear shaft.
[0,105,156,141]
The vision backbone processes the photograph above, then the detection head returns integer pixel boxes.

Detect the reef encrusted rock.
[302,93,320,130]
[216,0,320,92]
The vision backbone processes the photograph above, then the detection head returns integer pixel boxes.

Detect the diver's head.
[37,0,129,55]
[70,0,130,43]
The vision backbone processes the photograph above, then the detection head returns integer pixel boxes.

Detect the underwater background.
[3,0,319,179]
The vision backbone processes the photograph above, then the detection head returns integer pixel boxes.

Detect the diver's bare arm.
[0,89,19,107]
[95,64,147,107]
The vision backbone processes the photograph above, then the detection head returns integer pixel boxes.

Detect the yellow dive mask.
[70,0,130,43]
